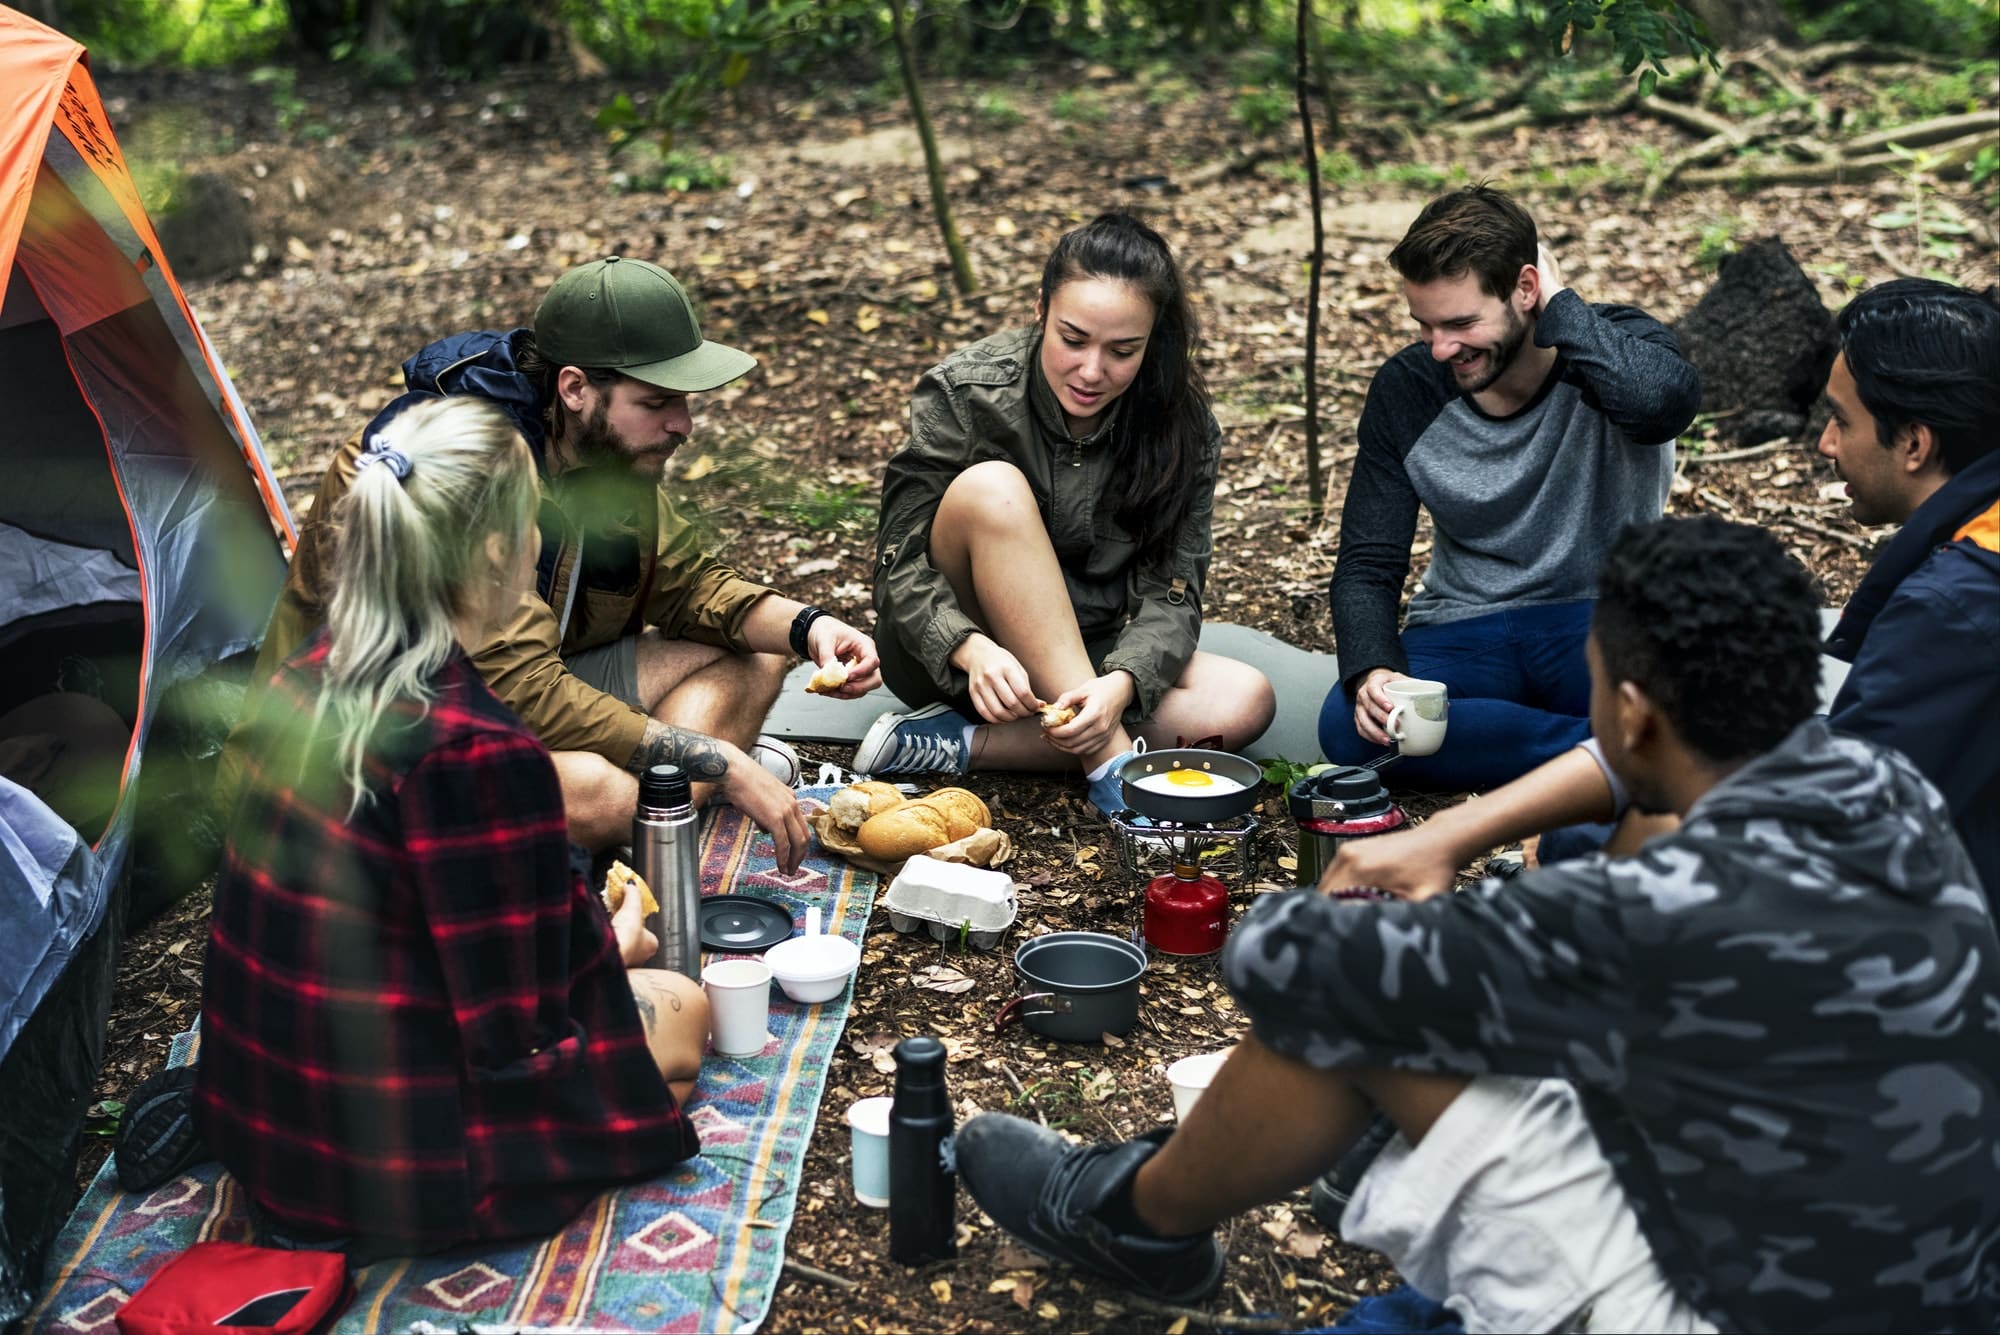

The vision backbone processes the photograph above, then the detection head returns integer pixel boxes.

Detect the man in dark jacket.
[225,259,881,869]
[955,517,1999,1332]
[1817,277,2000,903]
[1319,185,1701,792]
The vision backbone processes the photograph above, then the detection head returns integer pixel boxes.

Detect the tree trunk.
[1685,0,1797,49]
[1295,0,1326,521]
[888,0,977,296]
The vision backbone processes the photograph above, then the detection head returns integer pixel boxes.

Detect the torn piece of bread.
[805,659,853,694]
[1038,700,1077,728]
[602,859,659,918]
[829,780,906,832]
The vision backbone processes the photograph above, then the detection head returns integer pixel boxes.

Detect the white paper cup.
[702,958,773,1058]
[1167,1050,1230,1121]
[846,1096,893,1208]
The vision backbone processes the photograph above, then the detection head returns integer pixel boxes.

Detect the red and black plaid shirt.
[198,635,698,1250]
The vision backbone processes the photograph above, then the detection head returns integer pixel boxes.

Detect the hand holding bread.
[602,859,658,918]
[805,658,854,694]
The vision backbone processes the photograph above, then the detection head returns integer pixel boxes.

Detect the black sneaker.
[1308,1111,1398,1229]
[114,1064,210,1192]
[956,1114,1224,1304]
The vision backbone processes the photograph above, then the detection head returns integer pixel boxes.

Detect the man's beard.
[1453,305,1530,395]
[567,398,683,481]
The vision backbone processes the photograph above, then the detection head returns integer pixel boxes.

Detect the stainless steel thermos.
[632,763,702,979]
[1287,766,1409,888]
[889,1035,957,1264]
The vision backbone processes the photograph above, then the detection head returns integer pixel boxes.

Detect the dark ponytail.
[1039,213,1212,562]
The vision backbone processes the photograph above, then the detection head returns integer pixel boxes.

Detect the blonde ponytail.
[316,396,538,812]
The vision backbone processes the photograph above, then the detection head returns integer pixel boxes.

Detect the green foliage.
[972,90,1023,129]
[1694,216,1741,271]
[40,0,286,67]
[1233,87,1295,137]
[1789,0,2000,58]
[1050,89,1110,124]
[1848,59,2000,131]
[1537,0,1717,96]
[1258,756,1332,789]
[85,1099,125,1137]
[764,481,876,534]
[610,146,734,194]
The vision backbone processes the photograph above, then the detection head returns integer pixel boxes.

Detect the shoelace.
[890,731,962,772]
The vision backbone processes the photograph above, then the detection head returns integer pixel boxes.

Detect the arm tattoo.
[631,720,731,782]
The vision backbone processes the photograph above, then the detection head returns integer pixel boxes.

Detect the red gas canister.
[1143,861,1230,956]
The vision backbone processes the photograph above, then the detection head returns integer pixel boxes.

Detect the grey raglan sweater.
[1330,290,1701,694]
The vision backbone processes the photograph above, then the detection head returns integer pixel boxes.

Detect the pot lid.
[1287,766,1396,822]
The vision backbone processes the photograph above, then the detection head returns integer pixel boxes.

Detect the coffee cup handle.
[1385,703,1407,743]
[995,992,1056,1031]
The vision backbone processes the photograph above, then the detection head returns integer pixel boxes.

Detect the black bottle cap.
[639,764,691,808]
[893,1036,947,1088]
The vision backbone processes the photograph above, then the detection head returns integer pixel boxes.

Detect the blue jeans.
[1319,601,1594,793]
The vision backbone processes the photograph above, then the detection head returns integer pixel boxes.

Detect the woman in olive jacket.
[858,214,1274,814]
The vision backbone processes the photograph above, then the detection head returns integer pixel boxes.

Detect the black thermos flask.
[888,1035,957,1263]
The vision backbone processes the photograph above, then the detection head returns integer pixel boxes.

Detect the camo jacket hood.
[1225,718,2000,1332]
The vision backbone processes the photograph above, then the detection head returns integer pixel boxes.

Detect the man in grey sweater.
[1320,185,1701,791]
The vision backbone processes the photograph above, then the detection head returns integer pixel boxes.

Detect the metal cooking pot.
[994,931,1147,1043]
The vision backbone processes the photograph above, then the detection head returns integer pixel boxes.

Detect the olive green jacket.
[872,326,1219,720]
[219,427,773,807]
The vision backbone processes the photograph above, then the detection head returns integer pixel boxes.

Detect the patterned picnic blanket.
[31,792,873,1334]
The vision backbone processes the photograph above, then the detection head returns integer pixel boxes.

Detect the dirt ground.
[74,50,1993,1334]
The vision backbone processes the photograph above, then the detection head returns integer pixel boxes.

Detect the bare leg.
[928,462,1132,772]
[627,968,709,1108]
[1130,1034,1467,1237]
[1137,652,1276,755]
[555,750,637,850]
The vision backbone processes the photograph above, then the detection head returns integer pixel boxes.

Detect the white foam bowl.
[764,933,861,1004]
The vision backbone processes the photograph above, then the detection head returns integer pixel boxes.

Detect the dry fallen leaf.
[914,964,977,995]
[987,1278,1016,1295]
[929,1279,952,1304]
[681,453,715,481]
[1036,1302,1060,1320]
[805,308,830,326]
[1012,1276,1036,1308]
[855,306,883,333]
[832,187,868,208]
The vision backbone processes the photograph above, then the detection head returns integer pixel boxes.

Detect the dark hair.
[1835,278,2000,476]
[1388,183,1537,302]
[515,331,626,402]
[1594,517,1823,765]
[1038,213,1212,560]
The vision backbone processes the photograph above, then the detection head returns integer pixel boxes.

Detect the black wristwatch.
[789,605,829,659]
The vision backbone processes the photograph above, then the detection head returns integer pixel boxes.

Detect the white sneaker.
[751,735,802,787]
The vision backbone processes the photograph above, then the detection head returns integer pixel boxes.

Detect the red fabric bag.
[116,1241,352,1335]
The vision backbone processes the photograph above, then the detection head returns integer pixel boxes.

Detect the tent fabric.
[0,522,141,630]
[0,5,295,1322]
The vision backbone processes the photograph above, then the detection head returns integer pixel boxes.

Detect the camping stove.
[1108,748,1265,957]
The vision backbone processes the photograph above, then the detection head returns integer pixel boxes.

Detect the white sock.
[961,724,976,751]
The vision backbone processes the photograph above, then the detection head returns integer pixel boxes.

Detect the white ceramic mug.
[702,958,773,1058]
[1384,678,1450,757]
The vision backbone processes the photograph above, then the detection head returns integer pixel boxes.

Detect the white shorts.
[1341,1076,1716,1335]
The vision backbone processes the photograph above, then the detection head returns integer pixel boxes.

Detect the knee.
[1205,664,1277,750]
[939,461,1036,529]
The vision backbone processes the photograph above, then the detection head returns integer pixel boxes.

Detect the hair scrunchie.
[358,432,413,480]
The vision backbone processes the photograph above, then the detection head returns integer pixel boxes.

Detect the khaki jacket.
[872,326,1218,719]
[222,419,773,805]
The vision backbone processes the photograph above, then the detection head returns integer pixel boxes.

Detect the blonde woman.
[198,397,708,1257]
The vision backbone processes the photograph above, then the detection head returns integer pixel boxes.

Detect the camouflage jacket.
[1225,718,2000,1332]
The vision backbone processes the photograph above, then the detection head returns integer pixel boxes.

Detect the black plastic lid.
[639,763,692,808]
[893,1035,947,1087]
[1286,766,1393,820]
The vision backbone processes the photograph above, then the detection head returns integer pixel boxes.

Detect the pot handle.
[994,992,1059,1031]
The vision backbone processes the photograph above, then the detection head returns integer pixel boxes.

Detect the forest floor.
[78,48,1996,1334]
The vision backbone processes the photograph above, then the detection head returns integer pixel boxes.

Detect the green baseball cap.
[533,256,756,393]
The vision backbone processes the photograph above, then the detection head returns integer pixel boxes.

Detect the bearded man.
[1319,185,1701,792]
[223,258,878,871]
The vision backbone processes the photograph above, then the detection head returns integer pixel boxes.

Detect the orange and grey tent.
[0,6,292,1317]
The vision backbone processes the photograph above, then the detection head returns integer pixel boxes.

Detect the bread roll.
[602,860,659,918]
[829,780,905,832]
[922,787,990,836]
[857,800,954,859]
[1038,701,1076,727]
[805,658,852,694]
